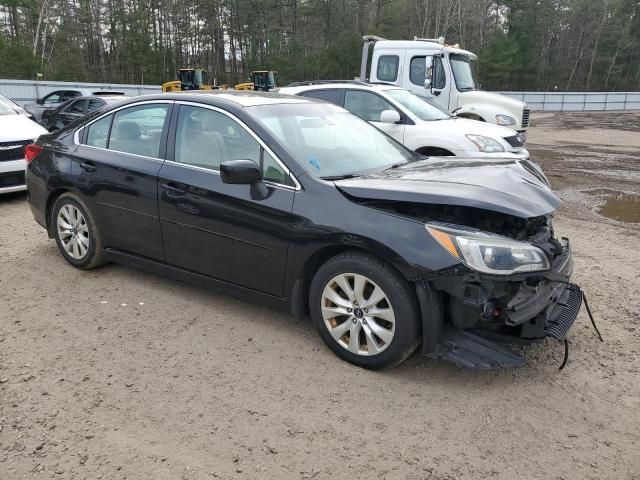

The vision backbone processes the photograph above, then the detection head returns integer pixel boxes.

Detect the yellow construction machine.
[235,70,278,92]
[163,68,227,92]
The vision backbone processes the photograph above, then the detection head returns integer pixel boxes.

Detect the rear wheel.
[309,251,420,369]
[52,193,105,269]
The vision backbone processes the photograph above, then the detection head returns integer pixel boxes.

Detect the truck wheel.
[309,251,420,369]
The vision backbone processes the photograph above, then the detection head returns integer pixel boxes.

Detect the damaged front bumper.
[416,238,584,368]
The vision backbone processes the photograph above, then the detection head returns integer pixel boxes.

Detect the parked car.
[26,92,581,369]
[24,89,125,122]
[279,82,529,159]
[0,94,34,119]
[41,95,129,132]
[0,100,47,194]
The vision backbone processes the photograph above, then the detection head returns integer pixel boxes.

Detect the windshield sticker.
[309,157,321,170]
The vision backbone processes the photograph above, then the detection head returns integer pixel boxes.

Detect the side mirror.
[36,98,44,105]
[424,56,434,90]
[220,159,262,185]
[380,110,401,124]
[221,159,269,199]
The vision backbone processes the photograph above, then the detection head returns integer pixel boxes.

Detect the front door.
[157,104,297,296]
[343,90,405,143]
[60,98,89,126]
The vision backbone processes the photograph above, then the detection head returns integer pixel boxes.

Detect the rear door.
[75,101,172,260]
[343,90,405,143]
[59,99,89,125]
[157,103,297,296]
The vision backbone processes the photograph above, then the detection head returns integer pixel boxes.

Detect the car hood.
[335,157,560,218]
[0,114,48,142]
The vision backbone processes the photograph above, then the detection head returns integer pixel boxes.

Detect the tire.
[51,193,105,269]
[309,251,420,369]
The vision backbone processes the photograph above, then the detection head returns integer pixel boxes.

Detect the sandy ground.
[1,112,639,479]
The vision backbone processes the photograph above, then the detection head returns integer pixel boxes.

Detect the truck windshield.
[385,89,450,121]
[450,54,478,91]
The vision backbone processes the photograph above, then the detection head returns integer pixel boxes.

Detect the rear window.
[377,56,399,82]
[303,89,342,106]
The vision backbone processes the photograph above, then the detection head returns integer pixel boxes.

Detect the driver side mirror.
[36,98,44,105]
[380,110,401,124]
[424,56,434,90]
[220,159,269,200]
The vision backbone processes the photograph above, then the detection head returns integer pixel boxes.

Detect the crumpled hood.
[0,114,47,142]
[335,158,560,218]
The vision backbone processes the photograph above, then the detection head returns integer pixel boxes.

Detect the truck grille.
[521,109,531,128]
[0,171,26,188]
[0,140,30,162]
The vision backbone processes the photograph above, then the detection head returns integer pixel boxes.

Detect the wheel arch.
[289,242,417,320]
[45,188,72,238]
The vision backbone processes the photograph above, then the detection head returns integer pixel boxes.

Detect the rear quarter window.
[377,55,399,82]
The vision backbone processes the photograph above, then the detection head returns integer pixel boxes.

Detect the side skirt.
[103,248,290,312]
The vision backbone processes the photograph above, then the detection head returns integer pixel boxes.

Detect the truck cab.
[362,36,529,131]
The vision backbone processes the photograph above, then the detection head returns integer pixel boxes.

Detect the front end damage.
[369,201,585,368]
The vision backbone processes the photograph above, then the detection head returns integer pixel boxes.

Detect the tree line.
[1,0,639,91]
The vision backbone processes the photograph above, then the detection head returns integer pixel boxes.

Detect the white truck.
[360,35,530,131]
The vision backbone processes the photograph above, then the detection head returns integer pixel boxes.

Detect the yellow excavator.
[162,68,228,92]
[235,70,278,92]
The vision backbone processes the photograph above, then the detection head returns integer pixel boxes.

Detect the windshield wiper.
[385,161,409,170]
[320,174,361,181]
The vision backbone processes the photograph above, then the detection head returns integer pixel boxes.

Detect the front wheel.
[309,251,421,369]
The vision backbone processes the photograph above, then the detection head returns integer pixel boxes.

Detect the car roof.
[126,91,320,107]
[279,83,404,95]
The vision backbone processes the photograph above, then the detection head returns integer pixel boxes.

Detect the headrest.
[113,120,141,140]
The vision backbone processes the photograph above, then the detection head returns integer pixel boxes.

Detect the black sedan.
[25,92,584,369]
[41,95,128,132]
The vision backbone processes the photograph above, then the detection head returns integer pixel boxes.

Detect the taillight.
[25,143,43,164]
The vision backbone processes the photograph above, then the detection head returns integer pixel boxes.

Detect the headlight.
[466,134,505,153]
[495,114,517,126]
[426,223,550,275]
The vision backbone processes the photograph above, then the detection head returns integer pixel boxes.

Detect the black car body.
[25,92,583,369]
[41,95,128,132]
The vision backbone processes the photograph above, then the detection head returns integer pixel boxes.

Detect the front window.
[449,54,479,91]
[385,89,450,121]
[344,90,397,122]
[250,103,415,179]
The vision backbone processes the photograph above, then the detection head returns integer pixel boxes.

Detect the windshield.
[450,54,479,91]
[385,89,450,121]
[250,103,415,179]
[0,98,16,115]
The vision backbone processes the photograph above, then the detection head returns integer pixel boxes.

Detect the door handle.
[79,161,96,173]
[160,182,186,197]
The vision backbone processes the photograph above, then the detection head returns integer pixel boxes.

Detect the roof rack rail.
[285,80,370,87]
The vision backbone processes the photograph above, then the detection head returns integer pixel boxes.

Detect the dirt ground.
[1,112,639,480]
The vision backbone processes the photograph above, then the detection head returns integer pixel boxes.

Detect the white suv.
[279,82,529,159]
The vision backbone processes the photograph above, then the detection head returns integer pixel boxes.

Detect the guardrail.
[1,79,639,112]
[500,91,640,111]
[0,79,161,105]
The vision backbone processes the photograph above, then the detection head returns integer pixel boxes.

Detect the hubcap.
[321,273,396,356]
[56,204,90,260]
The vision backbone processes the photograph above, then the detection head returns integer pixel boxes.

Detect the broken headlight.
[426,223,550,275]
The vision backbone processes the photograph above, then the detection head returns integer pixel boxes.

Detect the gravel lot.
[1,112,639,479]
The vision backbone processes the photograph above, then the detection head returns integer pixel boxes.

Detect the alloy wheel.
[56,204,90,260]
[321,273,396,356]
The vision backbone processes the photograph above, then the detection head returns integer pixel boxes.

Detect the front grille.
[0,140,30,162]
[521,109,530,128]
[0,171,26,188]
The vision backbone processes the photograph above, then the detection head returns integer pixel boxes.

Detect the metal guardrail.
[1,79,638,112]
[0,79,161,105]
[500,91,640,112]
